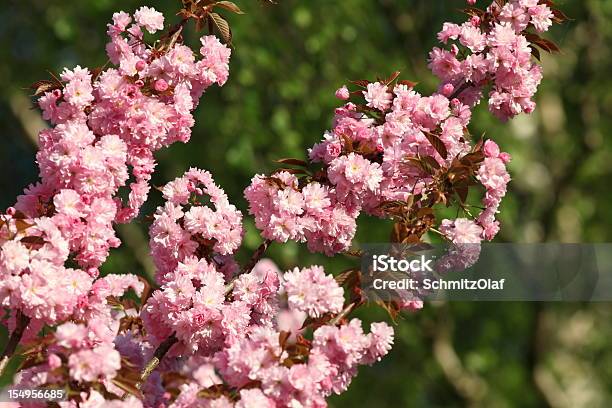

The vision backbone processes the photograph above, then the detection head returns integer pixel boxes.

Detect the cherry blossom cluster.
[245,171,359,255]
[149,168,243,282]
[246,0,555,254]
[10,274,145,406]
[0,7,230,325]
[145,261,391,407]
[430,0,554,121]
[139,170,392,406]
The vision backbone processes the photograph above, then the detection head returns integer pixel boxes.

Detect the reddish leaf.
[402,235,421,244]
[423,132,448,159]
[376,300,400,322]
[455,185,469,203]
[525,33,560,53]
[272,168,307,175]
[19,236,46,245]
[335,269,358,286]
[421,155,441,173]
[112,378,144,399]
[349,79,370,88]
[551,8,571,24]
[15,219,35,232]
[383,71,401,85]
[397,79,418,88]
[276,158,308,167]
[209,12,232,44]
[214,1,245,14]
[403,156,437,176]
[279,331,291,350]
[30,80,62,97]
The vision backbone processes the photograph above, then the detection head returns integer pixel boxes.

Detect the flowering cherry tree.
[0,0,566,406]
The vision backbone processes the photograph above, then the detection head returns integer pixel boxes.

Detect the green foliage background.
[1,0,611,406]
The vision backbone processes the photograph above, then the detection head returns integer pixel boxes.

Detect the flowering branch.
[0,311,30,376]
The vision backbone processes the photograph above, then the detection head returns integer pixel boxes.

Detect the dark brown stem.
[0,311,30,376]
[449,81,472,100]
[225,239,273,295]
[139,333,178,386]
[241,239,273,275]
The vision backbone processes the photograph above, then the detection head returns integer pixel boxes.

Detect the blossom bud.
[6,207,16,217]
[470,16,481,26]
[483,140,500,158]
[441,83,454,97]
[87,267,99,278]
[135,60,147,71]
[154,79,169,92]
[499,152,512,163]
[335,85,350,100]
[135,79,145,88]
[48,354,62,370]
[467,0,477,5]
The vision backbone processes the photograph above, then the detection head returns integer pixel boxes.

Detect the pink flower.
[478,157,510,192]
[134,6,164,33]
[327,153,383,208]
[283,265,344,318]
[54,189,86,218]
[236,389,275,408]
[56,322,88,348]
[483,139,501,158]
[61,66,94,109]
[437,23,461,43]
[364,82,392,111]
[529,4,554,32]
[499,3,530,32]
[460,24,486,52]
[440,218,483,243]
[364,322,394,363]
[488,23,518,48]
[111,11,132,32]
[68,345,121,382]
[302,182,331,214]
[428,48,462,81]
[0,240,30,274]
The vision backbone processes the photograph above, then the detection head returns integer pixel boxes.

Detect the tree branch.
[225,239,273,295]
[0,311,30,376]
[138,333,178,387]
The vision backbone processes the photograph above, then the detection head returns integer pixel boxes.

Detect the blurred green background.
[1,0,612,406]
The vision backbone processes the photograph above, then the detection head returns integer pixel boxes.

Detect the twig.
[330,302,357,326]
[449,81,472,100]
[242,239,273,275]
[138,333,178,387]
[225,239,273,295]
[0,311,30,376]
